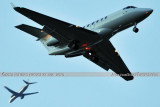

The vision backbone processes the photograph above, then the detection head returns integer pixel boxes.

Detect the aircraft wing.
[14,7,101,45]
[13,6,133,81]
[23,92,39,96]
[84,40,134,81]
[4,86,17,94]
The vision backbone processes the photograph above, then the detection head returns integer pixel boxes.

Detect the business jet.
[12,4,153,81]
[4,80,39,103]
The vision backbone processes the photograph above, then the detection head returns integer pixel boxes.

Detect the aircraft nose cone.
[145,8,153,15]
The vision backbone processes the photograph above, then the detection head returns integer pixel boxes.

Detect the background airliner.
[4,80,39,103]
[12,5,153,81]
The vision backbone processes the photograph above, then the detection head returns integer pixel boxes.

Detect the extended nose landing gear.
[133,23,139,33]
[133,27,139,33]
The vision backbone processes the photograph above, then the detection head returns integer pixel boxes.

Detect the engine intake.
[21,95,24,99]
[46,38,59,46]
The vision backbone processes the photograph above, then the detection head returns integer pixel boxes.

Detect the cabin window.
[105,16,107,19]
[96,20,99,23]
[101,18,103,21]
[87,24,89,27]
[92,22,94,25]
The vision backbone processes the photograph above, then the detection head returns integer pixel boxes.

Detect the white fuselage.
[85,7,152,36]
[48,7,153,55]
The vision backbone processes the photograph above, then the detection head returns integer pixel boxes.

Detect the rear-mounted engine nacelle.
[46,38,59,46]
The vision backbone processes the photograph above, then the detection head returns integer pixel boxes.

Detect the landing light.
[146,12,149,14]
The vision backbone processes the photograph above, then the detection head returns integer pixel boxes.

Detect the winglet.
[10,2,16,8]
[4,85,7,88]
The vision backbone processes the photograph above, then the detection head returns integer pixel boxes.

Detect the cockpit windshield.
[123,6,137,10]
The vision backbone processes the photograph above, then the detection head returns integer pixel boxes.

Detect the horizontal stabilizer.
[15,24,47,39]
[23,80,37,85]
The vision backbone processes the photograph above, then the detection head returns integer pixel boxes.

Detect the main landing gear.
[133,23,139,33]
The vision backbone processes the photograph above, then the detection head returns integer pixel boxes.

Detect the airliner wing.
[84,40,134,81]
[23,92,39,96]
[4,86,17,94]
[14,7,101,45]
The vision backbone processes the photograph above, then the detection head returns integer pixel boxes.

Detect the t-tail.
[23,80,37,85]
